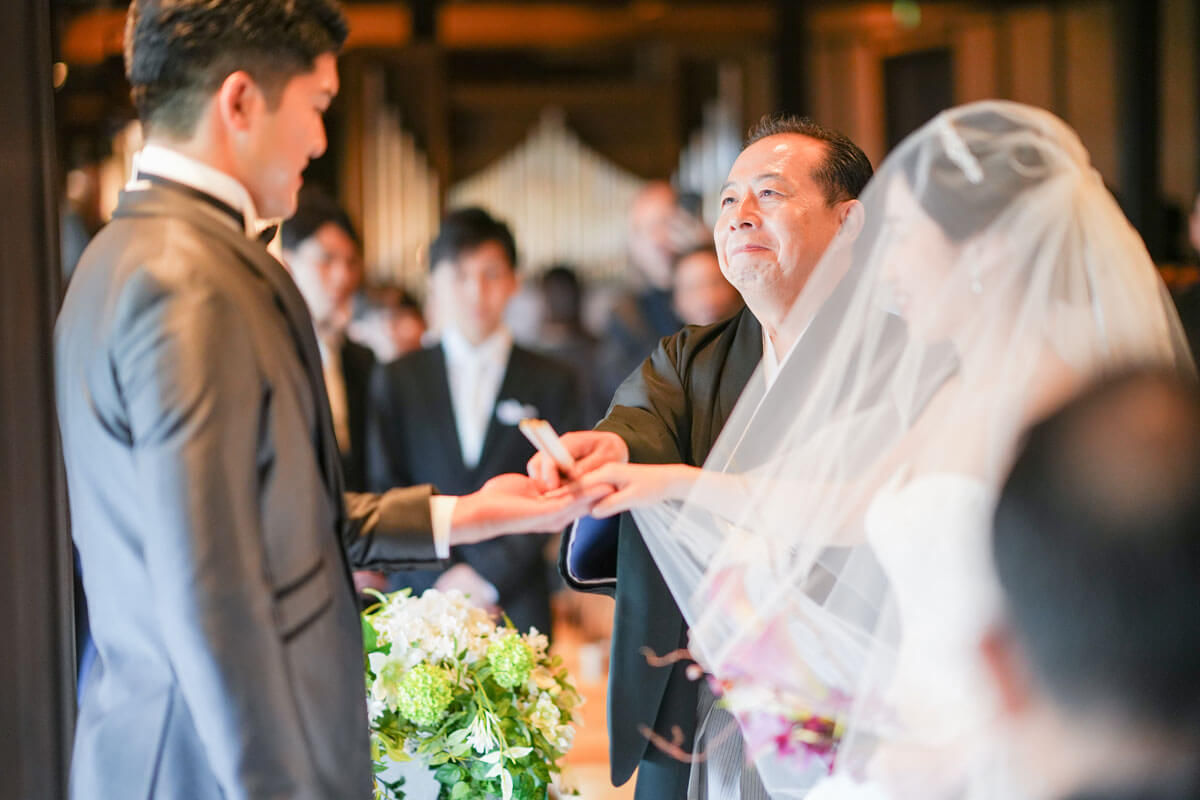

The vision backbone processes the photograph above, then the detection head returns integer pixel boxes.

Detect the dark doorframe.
[884,48,954,152]
[0,0,76,796]
[1114,0,1163,259]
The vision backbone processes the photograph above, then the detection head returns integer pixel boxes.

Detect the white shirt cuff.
[429,495,457,560]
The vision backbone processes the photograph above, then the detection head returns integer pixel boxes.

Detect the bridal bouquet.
[362,588,581,800]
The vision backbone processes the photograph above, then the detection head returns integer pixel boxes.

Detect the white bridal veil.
[629,101,1192,798]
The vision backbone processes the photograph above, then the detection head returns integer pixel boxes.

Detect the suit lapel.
[113,186,345,506]
[714,310,764,430]
[473,347,524,479]
[422,346,470,476]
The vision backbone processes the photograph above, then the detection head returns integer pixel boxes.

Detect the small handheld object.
[519,418,577,477]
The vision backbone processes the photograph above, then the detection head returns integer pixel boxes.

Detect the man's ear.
[836,199,865,242]
[981,621,1036,718]
[215,70,260,133]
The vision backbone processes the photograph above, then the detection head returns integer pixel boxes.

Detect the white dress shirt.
[130,144,276,239]
[127,144,452,558]
[440,326,513,470]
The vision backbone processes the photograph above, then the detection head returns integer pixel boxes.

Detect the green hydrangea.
[396,663,454,727]
[487,635,534,688]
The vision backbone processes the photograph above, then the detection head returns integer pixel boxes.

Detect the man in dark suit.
[368,208,582,635]
[530,117,874,799]
[55,4,602,799]
[281,189,374,491]
[985,371,1200,800]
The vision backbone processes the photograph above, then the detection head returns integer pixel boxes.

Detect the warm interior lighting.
[892,0,922,29]
[52,61,68,89]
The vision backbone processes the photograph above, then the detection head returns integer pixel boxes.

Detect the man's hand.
[449,473,611,546]
[527,430,630,491]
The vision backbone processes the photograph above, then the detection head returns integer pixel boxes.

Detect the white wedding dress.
[806,472,1006,800]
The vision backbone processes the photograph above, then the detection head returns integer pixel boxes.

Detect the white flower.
[523,628,550,656]
[527,665,557,692]
[529,692,561,738]
[366,694,385,722]
[466,713,498,754]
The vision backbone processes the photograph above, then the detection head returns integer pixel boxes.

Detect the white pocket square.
[495,398,538,426]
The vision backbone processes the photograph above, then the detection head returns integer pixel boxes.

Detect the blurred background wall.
[50,0,1200,289]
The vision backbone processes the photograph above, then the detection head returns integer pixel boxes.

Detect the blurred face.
[628,183,679,288]
[673,250,743,326]
[715,134,850,313]
[433,240,518,344]
[388,308,427,357]
[284,222,362,327]
[878,177,966,343]
[237,53,337,220]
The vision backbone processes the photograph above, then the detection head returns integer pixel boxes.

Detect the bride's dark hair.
[901,108,1052,242]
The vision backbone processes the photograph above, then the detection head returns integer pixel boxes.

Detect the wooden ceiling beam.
[61,3,772,65]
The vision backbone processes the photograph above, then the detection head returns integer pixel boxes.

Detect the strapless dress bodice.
[862,472,1001,742]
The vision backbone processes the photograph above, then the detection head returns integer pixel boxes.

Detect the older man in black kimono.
[531,116,874,799]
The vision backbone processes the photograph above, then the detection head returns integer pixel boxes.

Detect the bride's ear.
[836,199,866,242]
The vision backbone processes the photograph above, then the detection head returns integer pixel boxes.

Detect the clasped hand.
[526,431,700,518]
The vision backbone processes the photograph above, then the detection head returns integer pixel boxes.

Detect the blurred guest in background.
[281,189,374,491]
[671,243,744,327]
[61,166,103,282]
[988,370,1200,800]
[597,181,707,398]
[367,207,583,634]
[349,284,428,363]
[282,191,386,599]
[536,264,607,426]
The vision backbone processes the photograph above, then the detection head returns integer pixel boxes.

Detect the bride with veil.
[573,100,1192,799]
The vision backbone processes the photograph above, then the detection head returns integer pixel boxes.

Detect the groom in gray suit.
[55,2,603,799]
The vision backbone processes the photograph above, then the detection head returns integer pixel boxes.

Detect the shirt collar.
[762,321,811,390]
[129,144,278,240]
[441,326,513,367]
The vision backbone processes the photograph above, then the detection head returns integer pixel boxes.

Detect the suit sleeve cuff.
[429,495,457,560]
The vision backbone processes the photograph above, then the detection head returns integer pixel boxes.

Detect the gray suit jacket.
[56,183,443,800]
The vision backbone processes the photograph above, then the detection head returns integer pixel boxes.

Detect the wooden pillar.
[411,0,437,42]
[0,0,76,795]
[775,0,808,115]
[1115,0,1163,258]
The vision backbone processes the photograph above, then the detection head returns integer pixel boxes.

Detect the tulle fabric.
[629,100,1193,799]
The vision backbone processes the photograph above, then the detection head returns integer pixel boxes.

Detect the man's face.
[715,134,847,310]
[284,222,362,327]
[432,240,517,345]
[239,53,338,220]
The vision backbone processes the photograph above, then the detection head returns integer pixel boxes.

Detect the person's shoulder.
[380,342,440,377]
[510,343,578,380]
[93,216,246,315]
[661,307,756,363]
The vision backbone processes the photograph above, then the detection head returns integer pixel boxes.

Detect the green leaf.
[362,616,379,652]
[434,763,464,784]
[450,781,471,800]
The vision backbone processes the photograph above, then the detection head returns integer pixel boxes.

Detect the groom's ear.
[835,199,866,242]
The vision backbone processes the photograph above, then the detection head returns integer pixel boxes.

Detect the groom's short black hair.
[745,114,873,206]
[993,370,1200,739]
[125,0,348,139]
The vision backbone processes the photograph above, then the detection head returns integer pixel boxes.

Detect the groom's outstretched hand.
[449,473,612,546]
[526,430,630,491]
